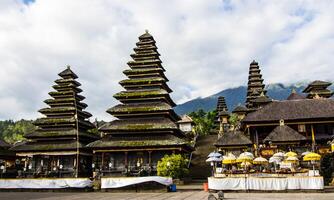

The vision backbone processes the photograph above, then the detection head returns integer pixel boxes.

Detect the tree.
[157,154,189,179]
[0,119,35,144]
[228,113,239,130]
[188,109,216,135]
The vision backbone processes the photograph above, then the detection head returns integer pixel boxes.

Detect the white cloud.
[0,0,334,120]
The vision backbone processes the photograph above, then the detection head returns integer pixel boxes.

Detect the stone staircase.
[188,134,218,180]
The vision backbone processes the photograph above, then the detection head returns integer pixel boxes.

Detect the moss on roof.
[123,68,163,75]
[113,89,168,99]
[127,59,161,65]
[34,117,76,125]
[107,102,171,113]
[100,118,177,131]
[11,141,84,151]
[119,77,165,85]
[87,137,188,148]
[26,129,98,139]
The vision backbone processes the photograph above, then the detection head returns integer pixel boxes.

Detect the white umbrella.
[253,157,268,164]
[206,157,223,162]
[226,153,236,159]
[286,156,299,163]
[269,156,282,164]
[302,151,311,156]
[239,152,254,159]
[207,152,222,158]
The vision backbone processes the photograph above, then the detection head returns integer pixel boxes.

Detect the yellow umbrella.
[284,151,297,157]
[222,155,236,164]
[236,155,253,163]
[303,152,321,161]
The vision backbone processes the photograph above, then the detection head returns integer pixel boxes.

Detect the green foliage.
[228,113,239,130]
[0,119,35,144]
[188,109,216,135]
[157,154,189,179]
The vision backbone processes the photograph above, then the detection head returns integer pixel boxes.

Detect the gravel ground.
[1,191,334,200]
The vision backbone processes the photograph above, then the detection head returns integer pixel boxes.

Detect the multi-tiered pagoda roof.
[303,80,333,99]
[214,96,228,125]
[89,31,192,152]
[12,67,97,153]
[245,60,270,109]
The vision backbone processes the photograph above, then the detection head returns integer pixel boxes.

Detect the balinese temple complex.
[11,67,98,178]
[87,31,193,177]
[213,60,334,160]
[0,33,334,190]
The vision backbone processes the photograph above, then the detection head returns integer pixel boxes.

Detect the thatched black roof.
[287,92,306,100]
[58,66,78,79]
[232,105,248,114]
[252,95,272,103]
[214,130,252,147]
[263,125,306,143]
[243,98,334,123]
[303,80,332,93]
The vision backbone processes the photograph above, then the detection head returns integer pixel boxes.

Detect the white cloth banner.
[0,178,92,189]
[247,177,287,190]
[208,177,247,190]
[208,176,324,191]
[287,177,324,190]
[101,176,172,189]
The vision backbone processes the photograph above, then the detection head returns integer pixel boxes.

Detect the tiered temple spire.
[303,80,333,99]
[88,31,192,175]
[214,96,228,127]
[245,60,270,110]
[11,66,97,177]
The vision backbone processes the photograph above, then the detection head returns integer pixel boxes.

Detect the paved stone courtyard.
[1,192,334,200]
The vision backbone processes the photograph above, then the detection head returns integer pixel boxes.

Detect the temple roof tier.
[263,125,306,143]
[214,130,252,147]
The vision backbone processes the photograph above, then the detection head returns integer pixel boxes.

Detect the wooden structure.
[303,80,333,99]
[177,115,195,135]
[214,130,252,155]
[232,105,248,120]
[286,89,306,100]
[11,66,97,178]
[245,60,270,110]
[87,31,192,177]
[214,96,228,128]
[0,139,15,178]
[242,97,334,155]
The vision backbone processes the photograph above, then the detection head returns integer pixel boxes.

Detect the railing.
[187,134,199,168]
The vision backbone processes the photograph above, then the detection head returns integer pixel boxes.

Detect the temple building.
[87,31,193,176]
[245,60,271,110]
[242,94,334,156]
[0,139,16,177]
[214,96,228,131]
[177,115,195,135]
[11,67,97,178]
[232,105,248,121]
[214,130,252,155]
[303,80,333,99]
[286,89,306,100]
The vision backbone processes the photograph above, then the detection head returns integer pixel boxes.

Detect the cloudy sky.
[0,0,334,121]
